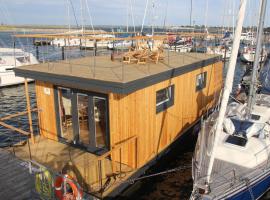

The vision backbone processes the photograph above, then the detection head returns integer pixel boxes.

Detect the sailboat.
[240,31,256,44]
[240,45,268,63]
[191,0,270,199]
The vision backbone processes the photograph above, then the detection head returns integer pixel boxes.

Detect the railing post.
[98,160,103,195]
[135,137,138,169]
[119,148,122,175]
[24,79,35,144]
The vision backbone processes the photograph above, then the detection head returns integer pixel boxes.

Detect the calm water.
[0,32,270,199]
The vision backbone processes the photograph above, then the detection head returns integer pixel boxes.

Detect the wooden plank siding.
[35,81,58,141]
[33,61,223,179]
[109,61,223,168]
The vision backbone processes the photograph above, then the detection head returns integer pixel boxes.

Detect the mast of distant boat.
[190,0,193,26]
[206,0,247,184]
[247,0,268,118]
[141,0,149,33]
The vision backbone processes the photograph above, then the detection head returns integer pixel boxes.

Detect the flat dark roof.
[14,52,221,94]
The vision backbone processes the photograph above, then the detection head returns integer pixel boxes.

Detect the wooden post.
[62,46,65,60]
[24,79,35,144]
[36,46,39,60]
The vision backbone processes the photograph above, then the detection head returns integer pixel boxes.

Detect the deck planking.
[5,136,135,198]
[0,148,36,200]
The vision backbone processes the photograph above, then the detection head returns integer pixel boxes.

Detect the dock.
[0,148,35,200]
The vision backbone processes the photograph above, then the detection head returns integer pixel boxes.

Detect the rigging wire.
[85,0,95,32]
[68,0,80,29]
[162,0,168,31]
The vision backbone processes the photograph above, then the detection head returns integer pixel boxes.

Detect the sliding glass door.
[94,97,107,149]
[58,87,73,142]
[77,93,90,146]
[55,87,109,154]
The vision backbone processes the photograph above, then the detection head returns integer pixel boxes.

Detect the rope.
[95,165,192,193]
[126,165,191,184]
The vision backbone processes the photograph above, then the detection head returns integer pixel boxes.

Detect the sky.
[0,0,268,27]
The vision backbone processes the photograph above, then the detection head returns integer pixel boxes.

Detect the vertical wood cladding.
[109,61,223,168]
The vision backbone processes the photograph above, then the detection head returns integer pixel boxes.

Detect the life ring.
[35,168,54,199]
[55,174,83,200]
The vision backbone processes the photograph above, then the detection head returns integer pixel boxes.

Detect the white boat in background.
[240,46,268,63]
[107,40,133,50]
[81,34,115,49]
[168,44,192,53]
[165,38,193,53]
[51,38,81,47]
[240,31,256,44]
[207,46,232,59]
[0,48,39,87]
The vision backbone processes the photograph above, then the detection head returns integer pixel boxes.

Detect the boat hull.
[240,53,267,63]
[200,169,270,200]
[0,71,33,87]
[225,171,270,200]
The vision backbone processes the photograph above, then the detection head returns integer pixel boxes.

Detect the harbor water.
[0,32,270,199]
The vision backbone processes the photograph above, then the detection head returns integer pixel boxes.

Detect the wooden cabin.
[13,51,223,199]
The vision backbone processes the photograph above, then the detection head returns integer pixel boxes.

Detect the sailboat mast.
[151,0,155,36]
[247,0,268,117]
[141,0,149,33]
[206,0,247,184]
[80,0,85,33]
[190,0,193,26]
[127,0,130,32]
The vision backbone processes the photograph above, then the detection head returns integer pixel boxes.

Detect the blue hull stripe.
[226,172,270,200]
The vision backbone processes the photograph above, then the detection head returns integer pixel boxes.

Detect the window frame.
[196,72,207,91]
[54,86,110,155]
[156,85,175,114]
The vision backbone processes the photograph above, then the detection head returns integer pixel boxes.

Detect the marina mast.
[206,0,247,184]
[247,0,268,117]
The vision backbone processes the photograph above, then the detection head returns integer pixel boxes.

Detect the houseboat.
[9,38,223,199]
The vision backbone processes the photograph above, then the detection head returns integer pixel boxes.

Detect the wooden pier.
[0,149,35,200]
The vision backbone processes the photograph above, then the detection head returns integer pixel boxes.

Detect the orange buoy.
[54,174,83,200]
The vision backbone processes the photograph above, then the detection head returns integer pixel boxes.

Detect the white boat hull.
[240,52,267,63]
[0,71,32,87]
[0,48,39,87]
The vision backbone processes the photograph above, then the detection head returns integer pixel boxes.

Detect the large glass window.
[94,97,107,148]
[77,93,90,146]
[56,87,109,154]
[58,87,73,142]
[196,72,207,91]
[156,85,174,113]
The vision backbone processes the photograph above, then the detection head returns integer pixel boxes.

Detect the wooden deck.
[5,136,136,198]
[15,52,218,83]
[0,148,36,200]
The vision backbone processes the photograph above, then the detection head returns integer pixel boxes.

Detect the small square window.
[196,72,207,91]
[156,85,174,113]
